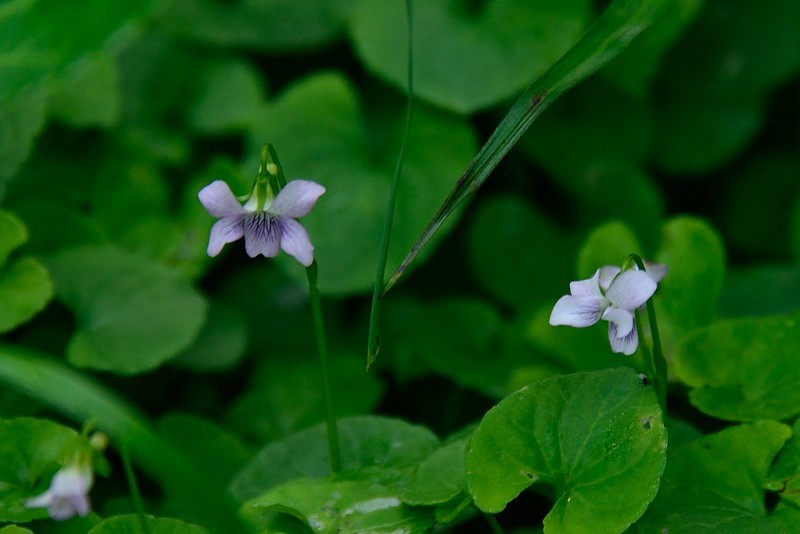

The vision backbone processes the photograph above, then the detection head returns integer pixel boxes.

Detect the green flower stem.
[306,261,342,473]
[484,513,505,534]
[122,446,151,534]
[366,0,414,369]
[630,255,668,412]
[0,344,249,533]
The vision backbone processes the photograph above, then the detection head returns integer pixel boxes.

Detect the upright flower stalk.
[199,144,341,472]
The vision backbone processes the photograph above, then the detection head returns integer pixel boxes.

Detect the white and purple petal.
[198,180,247,218]
[598,265,621,292]
[608,320,639,355]
[549,295,605,327]
[207,216,245,256]
[643,261,668,283]
[243,213,280,258]
[605,270,657,311]
[279,218,314,267]
[569,270,604,298]
[268,180,326,219]
[601,306,635,338]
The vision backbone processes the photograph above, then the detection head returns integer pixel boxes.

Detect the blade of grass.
[382,0,669,294]
[0,344,250,533]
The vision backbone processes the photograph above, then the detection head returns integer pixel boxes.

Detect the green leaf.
[87,514,211,534]
[161,0,354,51]
[636,421,793,531]
[719,264,800,317]
[226,352,383,443]
[0,418,83,522]
[384,0,671,291]
[0,526,33,534]
[0,256,53,333]
[654,216,726,347]
[467,196,574,311]
[673,313,800,422]
[248,72,477,294]
[466,368,666,532]
[575,220,644,279]
[0,209,28,265]
[45,246,207,375]
[351,0,591,113]
[398,432,470,506]
[170,301,247,372]
[241,478,435,533]
[0,83,47,199]
[157,413,251,487]
[188,59,265,134]
[50,51,120,127]
[230,415,439,502]
[766,419,800,508]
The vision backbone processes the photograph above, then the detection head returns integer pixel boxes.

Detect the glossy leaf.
[466,368,666,532]
[351,0,591,113]
[45,246,207,375]
[399,432,470,506]
[673,313,800,421]
[241,478,435,533]
[230,416,439,502]
[636,421,793,531]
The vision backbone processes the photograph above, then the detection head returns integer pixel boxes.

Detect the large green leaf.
[719,264,800,317]
[575,220,644,279]
[45,246,207,375]
[0,84,47,198]
[766,419,800,509]
[0,210,27,265]
[49,51,120,128]
[88,514,211,534]
[636,421,794,531]
[0,418,83,522]
[0,257,53,334]
[170,300,247,372]
[398,431,471,507]
[466,368,666,533]
[230,416,439,502]
[673,313,800,421]
[247,72,476,294]
[350,0,591,113]
[241,478,435,533]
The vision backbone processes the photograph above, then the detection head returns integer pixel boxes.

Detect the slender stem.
[306,261,342,472]
[629,255,667,412]
[366,0,414,369]
[484,513,505,534]
[122,446,151,534]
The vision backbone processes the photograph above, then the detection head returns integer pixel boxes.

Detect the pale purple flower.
[549,263,667,355]
[26,464,93,520]
[198,179,325,267]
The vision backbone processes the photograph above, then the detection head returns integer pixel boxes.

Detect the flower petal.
[605,270,657,310]
[26,491,52,508]
[243,213,280,258]
[569,270,603,298]
[549,295,605,327]
[268,180,326,218]
[198,181,247,217]
[608,320,639,355]
[643,261,668,283]
[207,216,244,257]
[598,265,621,291]
[279,218,314,267]
[602,306,634,338]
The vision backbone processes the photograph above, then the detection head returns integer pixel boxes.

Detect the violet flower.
[199,179,325,267]
[25,464,93,520]
[549,263,667,355]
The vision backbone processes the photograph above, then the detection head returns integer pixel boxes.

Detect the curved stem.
[306,261,342,472]
[366,0,414,369]
[122,446,151,534]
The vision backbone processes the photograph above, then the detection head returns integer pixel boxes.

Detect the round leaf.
[350,0,591,113]
[0,257,53,334]
[45,246,207,375]
[576,220,643,279]
[466,368,666,533]
[0,209,27,265]
[673,313,800,421]
[87,514,211,534]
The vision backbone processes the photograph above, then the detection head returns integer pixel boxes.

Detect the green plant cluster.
[1,0,800,532]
